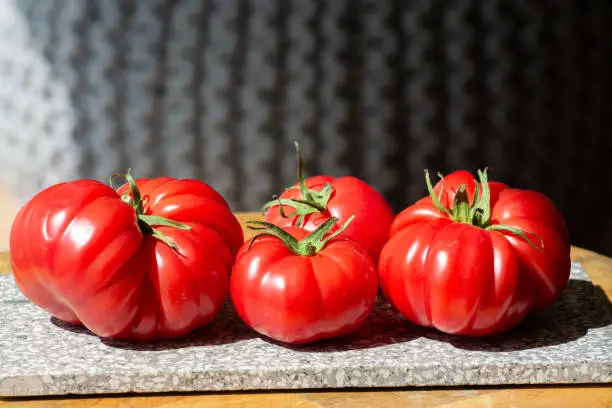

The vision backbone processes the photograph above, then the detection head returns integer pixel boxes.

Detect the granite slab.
[1,262,611,397]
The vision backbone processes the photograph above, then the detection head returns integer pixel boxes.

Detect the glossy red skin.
[10,177,244,341]
[378,170,571,337]
[264,176,394,262]
[230,227,378,344]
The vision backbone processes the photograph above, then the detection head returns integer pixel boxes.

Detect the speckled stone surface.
[1,262,611,397]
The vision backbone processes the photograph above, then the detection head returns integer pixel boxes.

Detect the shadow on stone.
[49,278,611,353]
[50,318,96,337]
[51,300,258,351]
[266,297,428,352]
[272,278,612,353]
[425,279,612,352]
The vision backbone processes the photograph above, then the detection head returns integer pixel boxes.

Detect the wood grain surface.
[1,213,611,408]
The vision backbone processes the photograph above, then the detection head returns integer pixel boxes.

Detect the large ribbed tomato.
[264,143,394,263]
[10,172,243,341]
[378,170,571,337]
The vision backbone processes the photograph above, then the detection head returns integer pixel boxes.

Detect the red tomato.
[10,172,243,341]
[230,217,378,344]
[378,169,571,337]
[264,143,394,263]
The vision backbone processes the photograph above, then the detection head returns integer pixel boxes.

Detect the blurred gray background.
[0,0,610,255]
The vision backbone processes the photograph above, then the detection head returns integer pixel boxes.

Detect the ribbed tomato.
[10,172,243,340]
[264,143,394,263]
[378,170,571,337]
[230,217,378,344]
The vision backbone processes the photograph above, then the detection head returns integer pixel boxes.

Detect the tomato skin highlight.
[10,177,243,341]
[265,175,394,263]
[378,170,571,337]
[230,226,378,345]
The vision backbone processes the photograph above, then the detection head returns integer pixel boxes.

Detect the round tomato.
[230,217,378,344]
[264,142,394,263]
[378,169,571,337]
[10,172,243,341]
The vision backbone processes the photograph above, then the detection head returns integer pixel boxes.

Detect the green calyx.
[263,141,334,227]
[110,169,191,250]
[246,215,355,256]
[424,169,544,252]
[425,169,492,227]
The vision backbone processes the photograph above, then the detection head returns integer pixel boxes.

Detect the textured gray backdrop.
[0,0,610,254]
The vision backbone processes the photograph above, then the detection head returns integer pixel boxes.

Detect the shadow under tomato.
[423,279,612,352]
[49,278,610,353]
[50,300,258,351]
[263,297,428,352]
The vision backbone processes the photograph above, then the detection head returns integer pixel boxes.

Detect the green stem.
[246,221,302,251]
[311,215,354,250]
[138,214,191,230]
[123,169,143,213]
[452,185,471,223]
[262,141,334,227]
[299,215,354,253]
[487,224,545,252]
[110,172,133,205]
[150,227,180,251]
[109,169,191,251]
[246,216,354,256]
[467,180,481,222]
[425,170,450,215]
[295,141,311,202]
[274,197,296,219]
[423,168,546,253]
[470,168,491,227]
